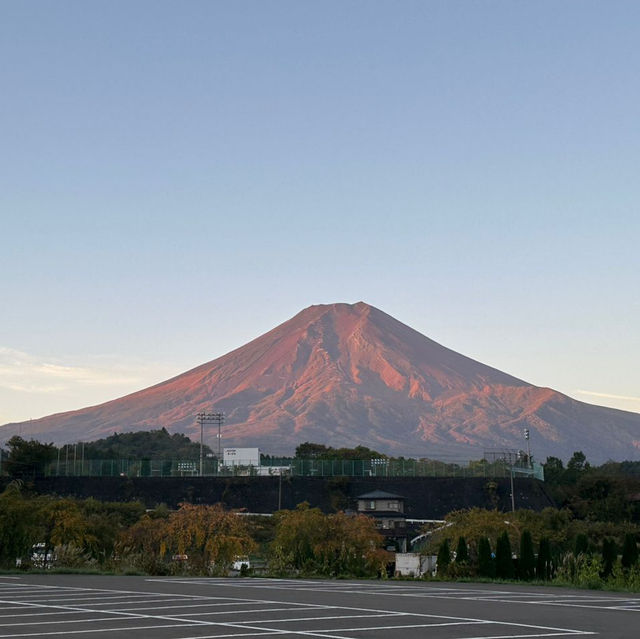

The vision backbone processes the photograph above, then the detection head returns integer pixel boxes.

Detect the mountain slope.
[2,302,639,463]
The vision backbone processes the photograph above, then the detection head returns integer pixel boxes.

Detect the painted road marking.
[0,582,593,639]
[159,577,640,614]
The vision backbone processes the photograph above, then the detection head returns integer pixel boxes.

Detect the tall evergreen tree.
[518,530,535,580]
[601,538,617,578]
[455,536,469,564]
[537,537,552,580]
[622,533,638,569]
[437,539,451,577]
[495,531,515,579]
[477,537,494,578]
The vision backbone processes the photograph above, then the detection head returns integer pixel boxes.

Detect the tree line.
[0,430,211,478]
[3,479,640,589]
[0,482,387,577]
[428,507,640,589]
[543,451,640,523]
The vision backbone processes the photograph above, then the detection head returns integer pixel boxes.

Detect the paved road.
[1,575,638,638]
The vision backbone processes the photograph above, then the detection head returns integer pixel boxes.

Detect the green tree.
[331,445,386,460]
[5,436,57,478]
[0,482,45,565]
[621,533,638,569]
[294,443,331,459]
[543,456,565,484]
[437,539,451,577]
[518,530,535,580]
[495,530,515,579]
[294,442,385,460]
[269,503,327,573]
[455,536,469,564]
[574,533,589,556]
[477,537,494,578]
[79,498,146,562]
[84,428,210,461]
[601,538,617,578]
[536,537,552,580]
[565,451,590,483]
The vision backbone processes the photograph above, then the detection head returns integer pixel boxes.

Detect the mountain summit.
[2,302,639,462]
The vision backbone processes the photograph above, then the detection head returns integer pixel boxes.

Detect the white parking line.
[113,601,321,612]
[0,582,595,639]
[177,577,638,616]
[0,622,214,637]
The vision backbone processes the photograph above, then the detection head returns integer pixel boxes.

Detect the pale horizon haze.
[1,1,639,432]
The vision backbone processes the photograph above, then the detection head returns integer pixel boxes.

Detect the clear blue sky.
[1,1,639,426]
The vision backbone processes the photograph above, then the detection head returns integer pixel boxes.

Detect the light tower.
[524,428,531,467]
[196,411,225,476]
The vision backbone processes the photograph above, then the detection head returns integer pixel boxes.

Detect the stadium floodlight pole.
[196,411,225,476]
[216,412,224,460]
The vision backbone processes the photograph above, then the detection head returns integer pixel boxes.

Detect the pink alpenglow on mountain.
[2,302,639,463]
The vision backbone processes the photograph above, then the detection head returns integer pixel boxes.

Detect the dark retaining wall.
[1,475,555,519]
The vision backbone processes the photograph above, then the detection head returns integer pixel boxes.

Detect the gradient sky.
[1,1,639,431]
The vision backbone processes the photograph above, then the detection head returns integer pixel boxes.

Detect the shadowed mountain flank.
[2,302,639,462]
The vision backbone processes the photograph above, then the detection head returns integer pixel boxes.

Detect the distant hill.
[2,302,639,463]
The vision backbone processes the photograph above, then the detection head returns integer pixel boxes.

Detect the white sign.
[223,447,260,467]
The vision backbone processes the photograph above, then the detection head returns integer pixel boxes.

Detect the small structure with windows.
[356,490,408,552]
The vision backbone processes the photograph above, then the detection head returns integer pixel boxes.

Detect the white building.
[395,553,437,577]
[223,447,260,467]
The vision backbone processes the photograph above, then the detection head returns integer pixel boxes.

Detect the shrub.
[575,554,604,589]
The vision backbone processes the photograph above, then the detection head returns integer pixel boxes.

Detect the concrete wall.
[0,475,555,518]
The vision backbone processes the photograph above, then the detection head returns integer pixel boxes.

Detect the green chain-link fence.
[43,457,544,480]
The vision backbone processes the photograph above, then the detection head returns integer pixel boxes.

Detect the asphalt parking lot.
[1,575,639,638]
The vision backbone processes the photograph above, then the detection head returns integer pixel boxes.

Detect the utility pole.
[510,465,515,512]
[524,428,531,467]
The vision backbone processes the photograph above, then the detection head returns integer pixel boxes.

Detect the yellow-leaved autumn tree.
[117,503,255,575]
[163,503,256,574]
[269,502,389,577]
